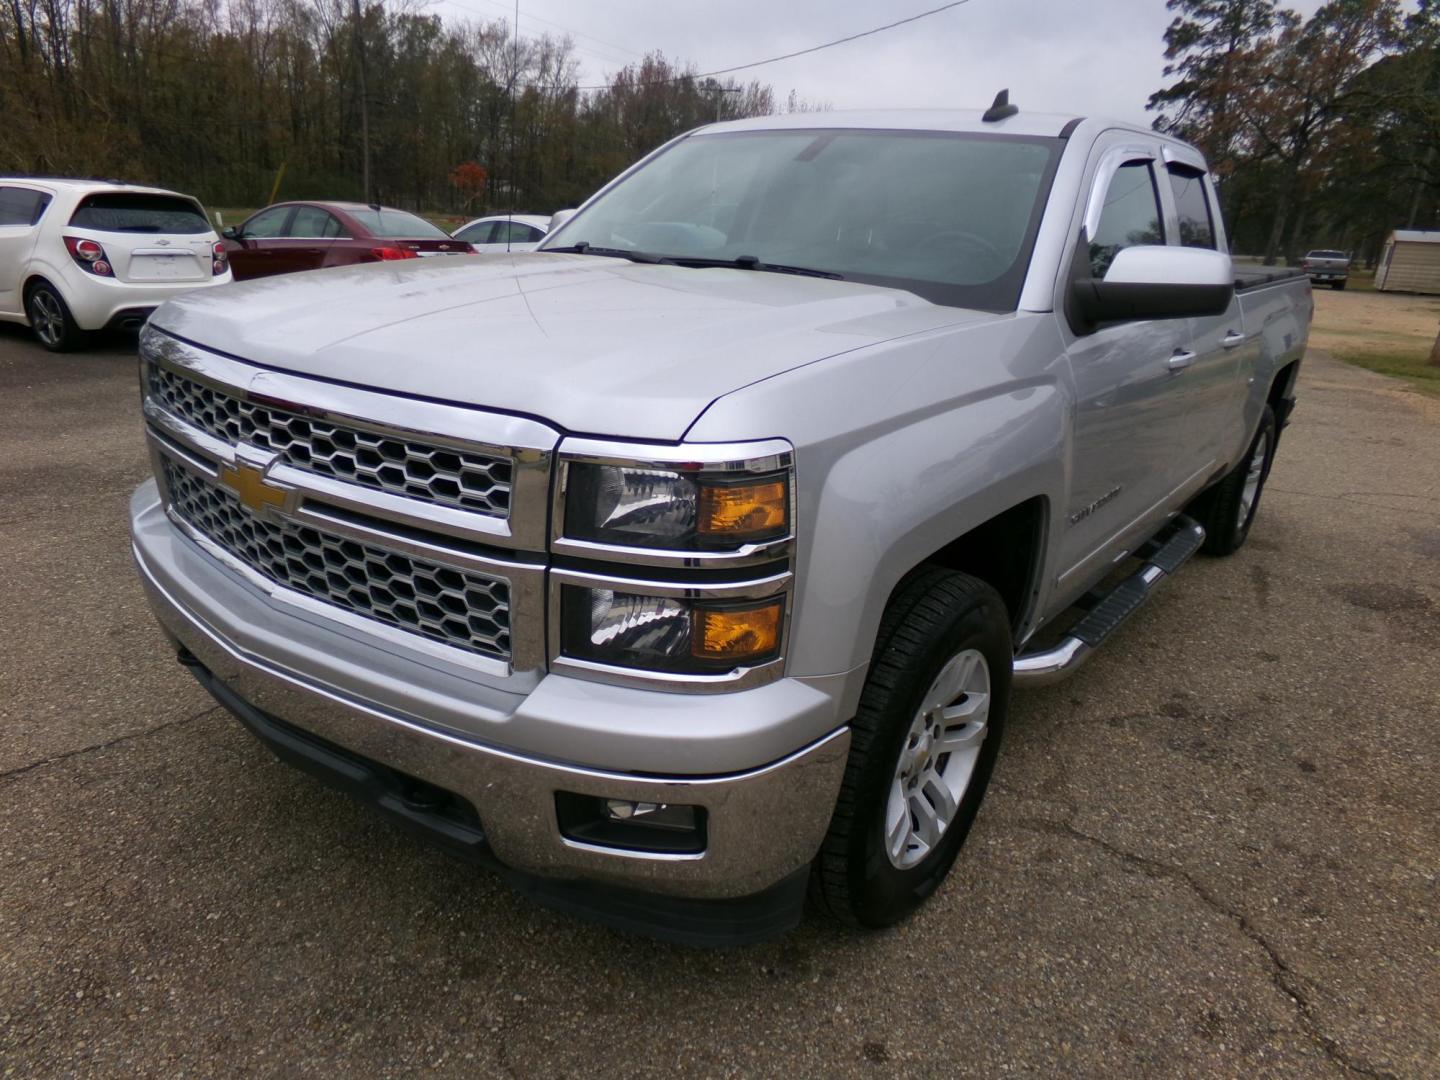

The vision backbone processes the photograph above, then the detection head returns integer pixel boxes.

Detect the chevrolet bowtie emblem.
[218,461,288,514]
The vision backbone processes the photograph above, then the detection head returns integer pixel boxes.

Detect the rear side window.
[1167,166,1215,250]
[1090,161,1164,277]
[290,206,348,238]
[0,186,52,227]
[493,221,542,243]
[351,208,449,239]
[70,193,210,234]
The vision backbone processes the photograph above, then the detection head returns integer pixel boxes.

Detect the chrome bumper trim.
[135,533,850,899]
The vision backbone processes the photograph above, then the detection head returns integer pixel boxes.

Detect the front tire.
[1192,405,1277,557]
[811,568,1011,928]
[25,281,86,352]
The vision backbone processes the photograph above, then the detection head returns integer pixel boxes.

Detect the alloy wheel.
[885,648,991,869]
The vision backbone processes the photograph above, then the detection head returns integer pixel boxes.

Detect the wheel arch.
[893,496,1049,642]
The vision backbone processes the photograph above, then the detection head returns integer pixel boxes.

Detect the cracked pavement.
[1,320,1436,1077]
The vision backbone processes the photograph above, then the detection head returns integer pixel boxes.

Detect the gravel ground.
[1,319,1436,1078]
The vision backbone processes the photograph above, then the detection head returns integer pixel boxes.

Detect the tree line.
[1149,0,1439,264]
[0,0,787,215]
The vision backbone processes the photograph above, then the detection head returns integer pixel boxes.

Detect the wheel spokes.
[885,781,911,861]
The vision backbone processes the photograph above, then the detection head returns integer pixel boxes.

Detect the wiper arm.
[543,242,673,264]
[668,254,845,280]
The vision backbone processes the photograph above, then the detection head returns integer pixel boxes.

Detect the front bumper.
[130,481,850,919]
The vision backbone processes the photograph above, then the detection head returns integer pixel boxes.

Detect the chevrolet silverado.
[129,103,1311,944]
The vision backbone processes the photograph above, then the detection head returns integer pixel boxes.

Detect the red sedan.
[220,201,473,280]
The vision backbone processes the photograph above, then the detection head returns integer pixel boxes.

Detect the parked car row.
[1,177,554,350]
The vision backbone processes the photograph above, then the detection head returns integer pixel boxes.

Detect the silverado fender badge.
[1068,485,1123,526]
[218,459,291,516]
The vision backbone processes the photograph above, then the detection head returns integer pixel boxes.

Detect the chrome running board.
[1013,516,1206,688]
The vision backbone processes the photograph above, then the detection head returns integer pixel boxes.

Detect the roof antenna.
[982,89,1018,123]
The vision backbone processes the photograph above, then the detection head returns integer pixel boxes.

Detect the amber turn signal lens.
[693,601,784,663]
[697,479,788,540]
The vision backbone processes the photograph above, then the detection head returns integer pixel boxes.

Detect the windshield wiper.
[667,254,845,280]
[543,242,673,264]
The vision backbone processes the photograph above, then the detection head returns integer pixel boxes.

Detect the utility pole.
[352,0,372,204]
[709,84,741,122]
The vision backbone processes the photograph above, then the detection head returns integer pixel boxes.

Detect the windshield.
[542,128,1063,310]
[351,208,449,239]
[1307,250,1347,259]
[69,193,210,234]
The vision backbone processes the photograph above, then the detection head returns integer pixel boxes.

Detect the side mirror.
[547,208,577,233]
[221,225,239,240]
[1071,245,1234,328]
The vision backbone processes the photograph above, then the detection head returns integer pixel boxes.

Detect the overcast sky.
[428,0,1339,124]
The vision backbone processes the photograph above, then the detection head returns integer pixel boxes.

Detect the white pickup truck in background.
[130,101,1312,943]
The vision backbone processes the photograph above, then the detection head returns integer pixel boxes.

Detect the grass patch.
[1325,346,1440,395]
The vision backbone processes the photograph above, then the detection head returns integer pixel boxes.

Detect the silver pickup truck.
[129,106,1311,944]
[1302,249,1350,289]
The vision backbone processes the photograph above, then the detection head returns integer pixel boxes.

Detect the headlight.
[560,454,791,552]
[560,586,784,673]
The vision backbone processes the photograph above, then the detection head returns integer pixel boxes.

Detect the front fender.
[687,309,1070,678]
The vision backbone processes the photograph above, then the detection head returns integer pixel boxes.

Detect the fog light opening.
[556,792,707,855]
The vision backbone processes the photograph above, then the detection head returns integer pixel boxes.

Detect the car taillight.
[64,236,113,276]
[212,241,228,276]
[370,246,419,261]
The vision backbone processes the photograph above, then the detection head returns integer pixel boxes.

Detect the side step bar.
[1013,516,1206,688]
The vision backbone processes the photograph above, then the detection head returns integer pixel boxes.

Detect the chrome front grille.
[149,365,513,517]
[162,460,511,661]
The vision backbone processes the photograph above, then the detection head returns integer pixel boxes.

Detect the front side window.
[70,193,209,234]
[0,187,51,227]
[1090,161,1164,277]
[1167,166,1215,250]
[242,206,292,238]
[545,129,1064,311]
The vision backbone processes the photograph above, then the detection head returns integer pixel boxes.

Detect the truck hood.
[151,253,992,441]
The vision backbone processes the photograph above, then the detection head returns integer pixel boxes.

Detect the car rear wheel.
[26,281,86,352]
[811,567,1011,928]
[1191,405,1277,557]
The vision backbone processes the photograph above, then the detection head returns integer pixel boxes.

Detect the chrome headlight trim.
[547,566,794,694]
[550,437,796,570]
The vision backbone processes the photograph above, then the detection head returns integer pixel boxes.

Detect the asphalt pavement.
[1,320,1436,1077]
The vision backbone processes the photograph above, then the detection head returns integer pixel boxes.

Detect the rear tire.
[25,281,86,352]
[1191,405,1277,557]
[811,567,1011,928]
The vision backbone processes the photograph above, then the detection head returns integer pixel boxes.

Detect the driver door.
[1053,140,1203,602]
[226,205,293,280]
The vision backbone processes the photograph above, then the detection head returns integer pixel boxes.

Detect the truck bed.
[1235,266,1306,291]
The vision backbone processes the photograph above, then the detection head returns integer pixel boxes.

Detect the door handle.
[1167,350,1197,373]
[1222,331,1246,350]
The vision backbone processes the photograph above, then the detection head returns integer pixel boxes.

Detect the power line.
[435,0,641,63]
[563,0,980,91]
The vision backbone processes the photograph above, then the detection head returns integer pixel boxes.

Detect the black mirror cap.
[1070,278,1234,330]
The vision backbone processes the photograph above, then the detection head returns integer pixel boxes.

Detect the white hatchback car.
[0,179,233,351]
[451,213,551,252]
